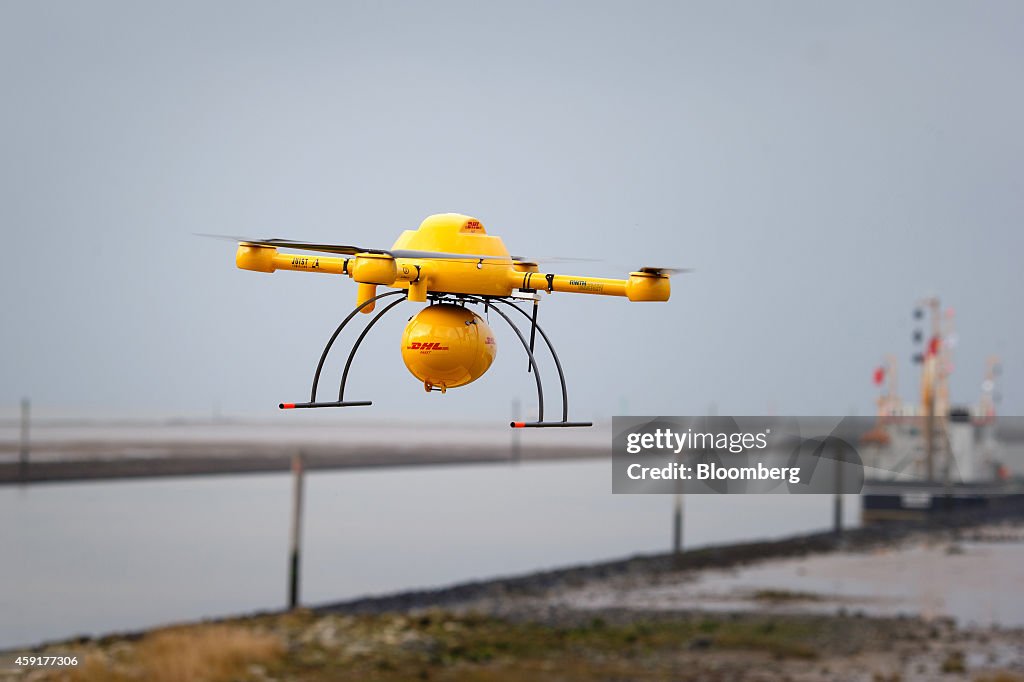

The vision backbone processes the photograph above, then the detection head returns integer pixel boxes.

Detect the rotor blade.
[260,242,506,260]
[511,255,603,264]
[237,238,374,256]
[195,234,374,255]
[390,249,511,261]
[195,233,252,242]
[639,266,694,276]
[197,234,506,261]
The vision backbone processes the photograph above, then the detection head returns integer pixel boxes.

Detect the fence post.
[19,398,30,482]
[288,451,305,609]
[833,454,843,536]
[672,492,683,557]
[510,398,521,463]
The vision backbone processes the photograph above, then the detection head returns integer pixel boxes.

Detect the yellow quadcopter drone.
[216,213,681,428]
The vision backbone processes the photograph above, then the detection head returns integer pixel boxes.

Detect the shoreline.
[8,506,1022,652]
[3,511,1023,680]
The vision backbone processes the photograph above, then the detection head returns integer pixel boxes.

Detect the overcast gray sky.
[1,1,1021,421]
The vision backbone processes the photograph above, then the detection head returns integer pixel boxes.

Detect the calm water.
[0,460,859,649]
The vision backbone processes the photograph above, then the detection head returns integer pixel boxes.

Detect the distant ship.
[859,298,1024,522]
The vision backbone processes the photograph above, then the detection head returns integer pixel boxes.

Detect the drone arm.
[236,245,428,313]
[515,271,670,302]
[236,245,350,275]
[236,246,424,284]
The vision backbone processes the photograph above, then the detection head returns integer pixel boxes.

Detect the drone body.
[226,213,678,427]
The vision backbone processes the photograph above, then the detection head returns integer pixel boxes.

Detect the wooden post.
[833,452,843,536]
[671,446,684,559]
[672,492,683,556]
[18,398,30,482]
[288,451,305,610]
[510,398,521,463]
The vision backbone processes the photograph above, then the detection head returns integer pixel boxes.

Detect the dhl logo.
[408,342,449,351]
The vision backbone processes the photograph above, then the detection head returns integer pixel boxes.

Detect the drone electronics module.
[216,213,682,428]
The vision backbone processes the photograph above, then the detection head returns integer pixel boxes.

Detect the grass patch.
[974,674,1024,682]
[941,650,966,673]
[56,624,284,682]
[34,611,837,681]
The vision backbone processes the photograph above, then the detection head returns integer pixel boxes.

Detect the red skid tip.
[280,403,296,410]
[511,421,525,429]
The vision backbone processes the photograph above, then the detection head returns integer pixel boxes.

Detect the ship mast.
[874,354,900,418]
[978,355,1001,424]
[914,298,949,481]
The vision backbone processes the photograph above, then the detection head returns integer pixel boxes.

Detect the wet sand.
[555,526,1024,627]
